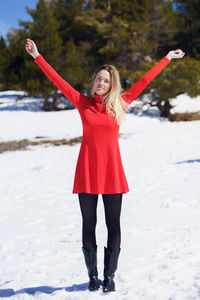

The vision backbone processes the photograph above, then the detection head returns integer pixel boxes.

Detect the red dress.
[35,55,170,194]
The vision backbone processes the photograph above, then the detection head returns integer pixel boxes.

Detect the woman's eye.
[95,77,109,84]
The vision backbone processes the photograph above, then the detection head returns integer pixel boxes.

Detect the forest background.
[0,0,199,118]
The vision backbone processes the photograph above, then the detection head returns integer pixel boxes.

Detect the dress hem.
[72,189,130,194]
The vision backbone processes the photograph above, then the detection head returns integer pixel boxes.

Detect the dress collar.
[93,94,105,103]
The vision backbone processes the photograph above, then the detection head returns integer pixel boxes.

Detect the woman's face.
[93,70,111,95]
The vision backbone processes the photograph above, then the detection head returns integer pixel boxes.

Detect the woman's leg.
[102,193,122,292]
[102,193,122,251]
[78,192,98,250]
[79,193,100,291]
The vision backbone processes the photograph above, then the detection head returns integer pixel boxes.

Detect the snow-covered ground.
[0,91,200,300]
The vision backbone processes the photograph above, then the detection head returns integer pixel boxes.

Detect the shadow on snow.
[0,98,43,112]
[0,281,103,297]
[175,159,200,164]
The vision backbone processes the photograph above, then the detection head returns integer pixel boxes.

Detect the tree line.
[0,0,199,117]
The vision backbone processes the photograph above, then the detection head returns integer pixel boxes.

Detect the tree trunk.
[157,100,173,118]
[43,91,59,111]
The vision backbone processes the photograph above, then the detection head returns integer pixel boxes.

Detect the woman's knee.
[106,220,121,233]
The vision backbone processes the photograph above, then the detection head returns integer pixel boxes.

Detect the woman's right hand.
[25,38,40,59]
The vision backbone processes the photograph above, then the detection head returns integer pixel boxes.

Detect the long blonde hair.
[91,65,128,125]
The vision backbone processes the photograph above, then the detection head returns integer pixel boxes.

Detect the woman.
[25,39,185,292]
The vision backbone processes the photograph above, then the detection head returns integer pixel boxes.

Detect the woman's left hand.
[166,49,185,60]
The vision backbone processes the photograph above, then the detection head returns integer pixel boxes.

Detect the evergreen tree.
[0,36,7,89]
[22,0,94,100]
[0,0,199,116]
[73,0,178,85]
[51,0,86,44]
[174,0,200,59]
[0,36,6,50]
[20,0,63,98]
[75,0,152,68]
[144,0,179,58]
[0,28,27,91]
[51,0,97,90]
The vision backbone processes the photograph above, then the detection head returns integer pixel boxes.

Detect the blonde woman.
[25,38,185,293]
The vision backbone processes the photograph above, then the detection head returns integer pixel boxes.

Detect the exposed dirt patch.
[0,136,82,154]
[169,112,200,122]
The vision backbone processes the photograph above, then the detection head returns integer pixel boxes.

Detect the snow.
[170,94,200,114]
[0,91,200,299]
[128,93,200,116]
[0,91,81,141]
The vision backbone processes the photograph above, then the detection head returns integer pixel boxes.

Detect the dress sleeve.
[121,56,170,106]
[34,55,85,109]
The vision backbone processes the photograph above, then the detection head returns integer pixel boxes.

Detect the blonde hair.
[91,65,128,125]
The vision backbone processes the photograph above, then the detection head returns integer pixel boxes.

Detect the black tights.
[78,193,122,251]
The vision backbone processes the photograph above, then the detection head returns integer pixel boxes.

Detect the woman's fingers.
[26,38,33,46]
[173,49,185,58]
[25,38,39,58]
[176,49,184,56]
[25,38,35,53]
[26,42,32,51]
[26,38,34,45]
[166,49,185,60]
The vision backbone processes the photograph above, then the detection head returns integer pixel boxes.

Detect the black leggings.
[78,193,122,251]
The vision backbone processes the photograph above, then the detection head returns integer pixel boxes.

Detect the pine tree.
[51,0,97,91]
[174,0,200,58]
[1,0,199,116]
[20,0,63,99]
[144,0,179,58]
[0,36,6,50]
[0,28,27,91]
[72,0,178,84]
[0,36,7,89]
[75,0,152,67]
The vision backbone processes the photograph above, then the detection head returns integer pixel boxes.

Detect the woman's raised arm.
[25,38,87,109]
[121,49,185,106]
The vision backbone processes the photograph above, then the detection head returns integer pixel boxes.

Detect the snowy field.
[0,91,200,300]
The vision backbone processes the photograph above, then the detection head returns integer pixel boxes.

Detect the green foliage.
[0,0,199,117]
[75,0,151,67]
[20,0,63,96]
[61,39,95,90]
[0,36,6,50]
[0,29,27,90]
[174,0,200,58]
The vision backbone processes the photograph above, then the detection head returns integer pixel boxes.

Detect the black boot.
[82,246,100,291]
[103,247,121,292]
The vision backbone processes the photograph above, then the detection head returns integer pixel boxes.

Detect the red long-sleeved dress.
[34,55,170,194]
